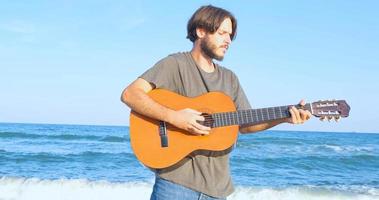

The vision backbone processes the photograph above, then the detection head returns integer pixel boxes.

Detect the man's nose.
[225,34,231,45]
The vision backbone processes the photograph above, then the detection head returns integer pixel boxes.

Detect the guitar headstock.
[310,100,350,122]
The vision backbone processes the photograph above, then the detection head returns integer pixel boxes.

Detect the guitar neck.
[211,104,311,128]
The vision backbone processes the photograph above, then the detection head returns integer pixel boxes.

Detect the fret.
[263,108,266,120]
[225,112,229,126]
[235,111,240,125]
[244,110,249,124]
[245,110,252,124]
[281,106,289,118]
[273,107,278,119]
[279,106,284,118]
[244,110,248,124]
[220,113,224,127]
[255,109,258,122]
[272,107,277,120]
[278,107,282,118]
[238,111,243,125]
[223,112,227,126]
[285,106,290,118]
[266,108,270,121]
[274,107,279,120]
[258,109,262,121]
[268,108,272,120]
[230,112,234,125]
[251,109,257,124]
[212,114,216,127]
[260,109,264,122]
[241,110,245,124]
[262,108,266,121]
[214,113,219,127]
[233,112,239,124]
[246,110,252,124]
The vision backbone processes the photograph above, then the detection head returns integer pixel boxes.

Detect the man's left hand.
[287,100,312,124]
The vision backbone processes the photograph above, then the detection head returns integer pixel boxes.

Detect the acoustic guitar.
[129,89,350,169]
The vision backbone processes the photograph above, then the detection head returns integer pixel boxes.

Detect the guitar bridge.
[159,121,168,148]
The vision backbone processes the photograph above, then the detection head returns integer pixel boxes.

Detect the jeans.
[150,176,227,200]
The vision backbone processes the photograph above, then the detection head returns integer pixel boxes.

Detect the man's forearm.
[121,88,175,124]
[239,118,287,134]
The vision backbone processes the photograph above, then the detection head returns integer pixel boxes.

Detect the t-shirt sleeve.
[232,73,252,110]
[139,55,179,89]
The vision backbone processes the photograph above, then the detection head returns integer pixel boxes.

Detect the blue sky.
[1,1,378,133]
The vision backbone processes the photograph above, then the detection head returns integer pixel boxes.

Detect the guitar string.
[200,107,290,125]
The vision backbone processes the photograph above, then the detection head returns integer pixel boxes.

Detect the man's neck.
[190,48,215,73]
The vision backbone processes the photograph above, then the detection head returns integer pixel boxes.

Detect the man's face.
[200,18,232,61]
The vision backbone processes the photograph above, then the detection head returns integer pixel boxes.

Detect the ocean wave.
[318,144,375,154]
[0,177,378,200]
[0,131,128,143]
[231,186,379,200]
[0,177,153,200]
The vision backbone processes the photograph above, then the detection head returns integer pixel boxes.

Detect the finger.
[301,110,311,121]
[190,124,210,135]
[187,108,202,115]
[305,111,312,120]
[290,106,301,124]
[299,99,306,106]
[192,122,211,132]
[294,107,302,123]
[195,115,205,122]
[288,107,297,124]
[299,110,308,122]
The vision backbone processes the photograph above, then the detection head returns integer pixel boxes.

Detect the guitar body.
[130,89,239,169]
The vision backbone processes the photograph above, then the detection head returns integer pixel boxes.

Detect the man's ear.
[196,28,206,39]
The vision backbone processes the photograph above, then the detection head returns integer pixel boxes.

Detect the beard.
[200,37,224,61]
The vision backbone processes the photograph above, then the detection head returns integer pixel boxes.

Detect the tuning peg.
[326,116,333,122]
[334,116,340,122]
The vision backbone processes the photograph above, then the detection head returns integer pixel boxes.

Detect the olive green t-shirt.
[139,52,251,198]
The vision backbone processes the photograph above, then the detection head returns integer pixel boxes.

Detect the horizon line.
[1,121,377,134]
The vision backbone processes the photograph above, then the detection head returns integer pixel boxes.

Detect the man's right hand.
[168,108,211,135]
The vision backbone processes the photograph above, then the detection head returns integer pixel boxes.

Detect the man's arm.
[239,101,312,134]
[121,78,210,135]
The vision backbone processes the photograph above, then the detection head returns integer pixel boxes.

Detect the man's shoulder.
[216,64,237,77]
[154,52,184,66]
[167,52,189,62]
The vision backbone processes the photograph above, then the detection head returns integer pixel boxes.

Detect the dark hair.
[187,5,237,42]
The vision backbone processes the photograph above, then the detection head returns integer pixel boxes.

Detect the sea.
[0,122,378,200]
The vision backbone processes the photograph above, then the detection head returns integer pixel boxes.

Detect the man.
[121,5,311,200]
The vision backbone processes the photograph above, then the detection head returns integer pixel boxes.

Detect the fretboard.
[211,104,311,128]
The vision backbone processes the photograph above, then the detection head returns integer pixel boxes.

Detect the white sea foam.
[0,177,152,200]
[0,177,378,200]
[320,144,375,153]
[231,186,379,200]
